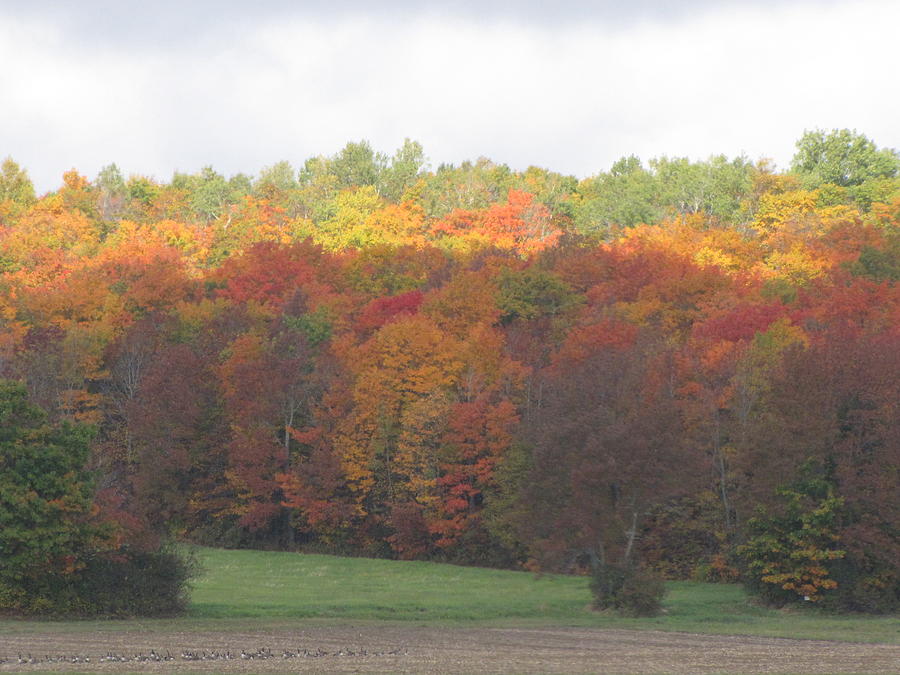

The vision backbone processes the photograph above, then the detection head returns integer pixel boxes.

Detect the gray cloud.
[5,0,838,48]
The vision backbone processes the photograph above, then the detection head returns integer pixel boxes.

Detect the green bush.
[2,547,198,618]
[589,563,666,617]
[75,547,198,617]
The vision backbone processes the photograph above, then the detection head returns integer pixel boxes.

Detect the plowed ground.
[2,625,898,674]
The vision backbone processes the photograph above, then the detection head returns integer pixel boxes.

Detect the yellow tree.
[334,314,463,515]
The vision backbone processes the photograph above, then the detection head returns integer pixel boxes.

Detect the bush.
[589,563,666,617]
[74,547,199,617]
[816,557,899,614]
[1,547,198,618]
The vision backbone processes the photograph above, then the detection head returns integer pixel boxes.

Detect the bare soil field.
[1,625,897,674]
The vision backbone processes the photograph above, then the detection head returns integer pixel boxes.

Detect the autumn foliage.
[1,131,898,613]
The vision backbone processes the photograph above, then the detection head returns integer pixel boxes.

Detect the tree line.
[0,129,897,615]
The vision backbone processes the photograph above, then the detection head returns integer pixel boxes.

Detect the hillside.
[1,130,898,616]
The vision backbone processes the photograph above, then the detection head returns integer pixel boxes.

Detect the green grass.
[190,547,587,621]
[191,548,898,642]
[1,547,897,644]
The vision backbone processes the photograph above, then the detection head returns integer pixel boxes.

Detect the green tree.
[650,154,754,222]
[791,129,900,188]
[0,381,107,613]
[253,160,305,217]
[739,463,846,607]
[419,158,515,218]
[847,236,900,282]
[297,155,340,220]
[574,156,660,235]
[331,140,385,190]
[126,174,160,207]
[0,380,196,616]
[0,157,36,205]
[253,160,298,199]
[379,138,427,202]
[519,165,578,226]
[0,157,37,223]
[95,163,127,223]
[172,166,250,223]
[496,267,580,324]
[574,154,754,236]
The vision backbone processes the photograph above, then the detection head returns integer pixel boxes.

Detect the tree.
[734,327,900,612]
[127,331,230,539]
[315,185,384,250]
[216,304,328,542]
[253,160,298,200]
[520,165,578,228]
[0,378,197,616]
[101,316,158,468]
[791,129,900,188]
[573,154,754,237]
[575,156,659,236]
[847,234,900,282]
[379,138,427,202]
[0,381,104,612]
[431,397,519,554]
[252,161,307,219]
[496,266,579,324]
[650,155,753,222]
[334,314,463,518]
[331,140,385,190]
[0,157,36,222]
[126,174,160,210]
[171,166,249,223]
[209,240,319,307]
[431,190,562,256]
[739,462,846,606]
[95,163,127,223]
[515,334,701,614]
[419,158,515,218]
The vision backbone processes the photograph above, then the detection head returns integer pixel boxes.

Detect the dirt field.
[1,625,898,674]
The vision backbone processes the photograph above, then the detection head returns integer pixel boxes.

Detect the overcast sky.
[3,0,899,193]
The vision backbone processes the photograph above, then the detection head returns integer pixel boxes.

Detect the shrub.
[589,563,666,617]
[74,547,199,617]
[79,548,197,616]
[816,557,899,614]
[2,547,198,618]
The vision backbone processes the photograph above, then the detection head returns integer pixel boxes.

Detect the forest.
[0,129,898,616]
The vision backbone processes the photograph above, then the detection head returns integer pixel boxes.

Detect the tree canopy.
[1,130,898,614]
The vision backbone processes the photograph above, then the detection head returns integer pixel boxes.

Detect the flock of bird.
[1,646,408,665]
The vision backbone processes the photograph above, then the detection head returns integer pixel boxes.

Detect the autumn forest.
[0,129,898,615]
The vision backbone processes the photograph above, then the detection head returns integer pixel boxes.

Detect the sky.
[2,0,899,194]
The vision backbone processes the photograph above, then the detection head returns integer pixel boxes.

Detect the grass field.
[187,548,898,643]
[1,547,897,645]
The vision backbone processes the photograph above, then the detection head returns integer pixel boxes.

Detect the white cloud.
[1,0,898,193]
